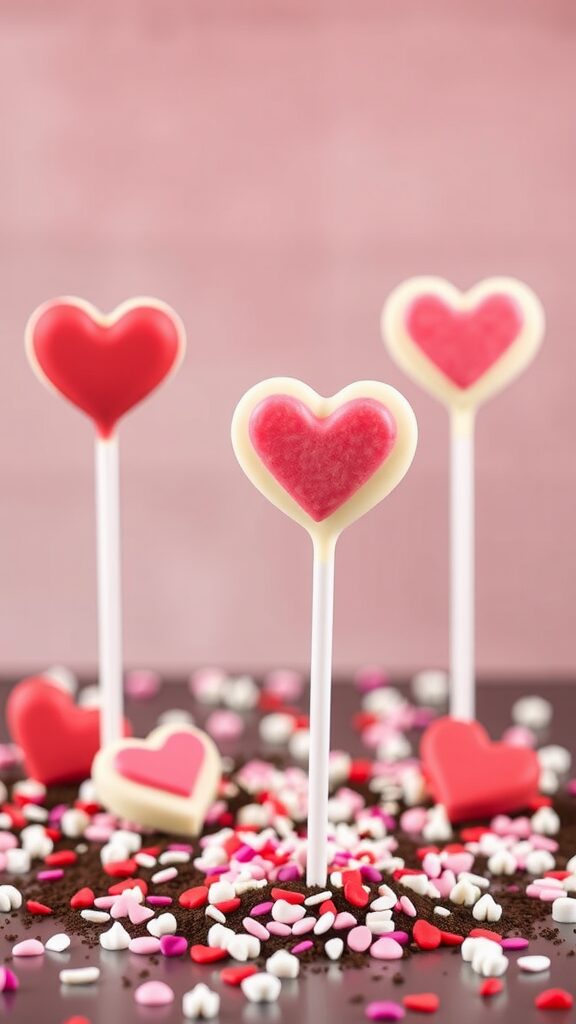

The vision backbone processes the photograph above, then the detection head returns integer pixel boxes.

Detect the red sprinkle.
[439,931,464,947]
[190,945,228,964]
[220,965,259,986]
[413,920,442,951]
[26,900,53,916]
[45,850,77,867]
[108,878,148,897]
[215,898,241,914]
[469,928,501,943]
[480,979,503,998]
[103,859,138,878]
[70,887,95,909]
[320,899,337,916]
[460,827,490,843]
[179,886,208,910]
[348,759,373,783]
[402,993,440,1013]
[270,888,305,905]
[534,989,573,1011]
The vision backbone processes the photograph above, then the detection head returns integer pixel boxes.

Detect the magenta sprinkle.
[501,936,529,950]
[147,896,173,906]
[250,901,273,917]
[168,843,193,853]
[365,1001,405,1022]
[291,940,313,954]
[387,931,410,946]
[277,865,300,882]
[205,864,229,876]
[48,805,67,826]
[567,779,576,796]
[37,870,64,882]
[360,865,382,883]
[160,934,187,957]
[236,845,256,863]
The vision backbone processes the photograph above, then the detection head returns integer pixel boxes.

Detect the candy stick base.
[449,411,475,721]
[306,541,336,887]
[95,435,124,748]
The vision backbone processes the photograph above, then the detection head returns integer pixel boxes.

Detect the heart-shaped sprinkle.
[402,993,440,1013]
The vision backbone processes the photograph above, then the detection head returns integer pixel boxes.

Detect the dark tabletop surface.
[0,677,575,1024]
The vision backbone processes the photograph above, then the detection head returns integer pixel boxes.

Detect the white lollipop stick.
[306,542,335,887]
[95,435,124,747]
[450,411,475,720]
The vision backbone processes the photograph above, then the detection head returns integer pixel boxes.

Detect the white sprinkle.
[313,912,335,936]
[60,967,100,985]
[517,955,551,973]
[304,890,332,907]
[159,850,190,866]
[5,849,31,874]
[183,983,220,1019]
[241,972,281,1003]
[147,913,177,938]
[100,921,131,951]
[266,949,300,978]
[81,910,110,924]
[325,937,344,960]
[205,906,226,924]
[472,894,502,923]
[434,907,450,918]
[552,897,576,923]
[45,933,71,953]
[0,885,22,911]
[512,696,552,730]
[151,867,178,885]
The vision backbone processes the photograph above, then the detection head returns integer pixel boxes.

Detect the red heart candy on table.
[6,677,131,785]
[420,717,540,822]
[249,395,397,521]
[402,993,440,1013]
[406,294,522,389]
[27,298,185,438]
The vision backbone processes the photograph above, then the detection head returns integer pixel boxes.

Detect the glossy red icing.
[249,395,397,521]
[6,677,131,785]
[114,731,206,798]
[420,716,540,822]
[29,300,184,438]
[406,294,522,388]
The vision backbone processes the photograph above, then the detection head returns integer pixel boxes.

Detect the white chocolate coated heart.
[382,277,544,413]
[92,724,220,837]
[231,378,418,556]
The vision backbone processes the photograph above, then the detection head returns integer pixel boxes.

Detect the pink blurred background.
[0,0,574,677]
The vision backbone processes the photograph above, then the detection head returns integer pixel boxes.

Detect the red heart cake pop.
[26,298,186,438]
[6,677,131,785]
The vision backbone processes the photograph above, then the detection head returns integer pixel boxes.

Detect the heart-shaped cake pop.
[92,724,220,836]
[420,716,540,822]
[382,277,544,412]
[26,297,186,438]
[232,379,417,551]
[6,677,131,785]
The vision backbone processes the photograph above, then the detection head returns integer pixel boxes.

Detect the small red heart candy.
[70,888,95,910]
[469,928,501,943]
[190,945,228,964]
[402,993,440,1013]
[534,989,573,1010]
[421,717,540,822]
[179,886,208,910]
[108,878,148,897]
[480,979,503,998]
[220,965,259,986]
[413,920,442,950]
[7,677,131,785]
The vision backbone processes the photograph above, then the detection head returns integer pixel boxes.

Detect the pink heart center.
[249,396,397,522]
[406,294,522,388]
[115,733,205,798]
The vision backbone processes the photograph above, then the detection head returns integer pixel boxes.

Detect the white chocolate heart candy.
[381,277,544,413]
[91,724,220,837]
[231,378,417,556]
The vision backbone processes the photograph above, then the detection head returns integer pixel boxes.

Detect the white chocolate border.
[381,277,544,413]
[231,378,418,557]
[91,724,221,837]
[25,295,187,425]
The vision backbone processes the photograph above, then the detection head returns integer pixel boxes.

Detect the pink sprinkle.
[0,833,17,852]
[348,926,372,953]
[129,937,161,955]
[250,901,273,917]
[501,937,529,950]
[147,895,173,906]
[37,869,64,882]
[442,853,474,874]
[354,665,390,693]
[168,843,193,853]
[134,981,174,1006]
[370,937,404,961]
[387,931,410,945]
[0,967,19,992]
[160,934,187,957]
[399,896,416,917]
[205,709,244,741]
[334,912,357,930]
[365,1000,405,1021]
[277,865,301,882]
[268,922,292,937]
[291,940,313,954]
[243,918,270,941]
[292,917,316,935]
[94,896,116,909]
[85,826,114,843]
[12,940,44,957]
[124,669,161,700]
[400,808,427,833]
[502,725,535,748]
[263,668,304,701]
[567,779,576,797]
